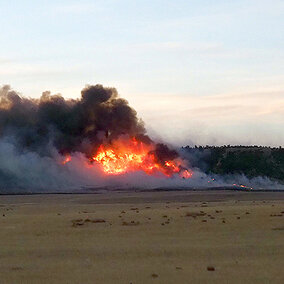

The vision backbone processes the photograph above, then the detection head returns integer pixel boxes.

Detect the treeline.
[182,145,284,182]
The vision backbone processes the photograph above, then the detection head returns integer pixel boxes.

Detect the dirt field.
[0,190,283,283]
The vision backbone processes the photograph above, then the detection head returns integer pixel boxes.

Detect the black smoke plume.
[0,84,183,192]
[1,84,281,192]
[0,84,149,157]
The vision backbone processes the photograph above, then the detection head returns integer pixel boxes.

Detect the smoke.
[0,84,190,192]
[0,84,283,193]
[179,147,284,190]
[0,84,146,156]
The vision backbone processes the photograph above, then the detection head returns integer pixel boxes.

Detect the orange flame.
[91,138,192,178]
[61,138,192,179]
[62,154,71,165]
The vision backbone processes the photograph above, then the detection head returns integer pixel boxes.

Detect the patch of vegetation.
[183,146,284,182]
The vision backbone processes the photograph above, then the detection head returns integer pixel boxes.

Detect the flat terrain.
[0,190,284,284]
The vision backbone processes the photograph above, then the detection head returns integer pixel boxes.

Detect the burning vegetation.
[90,137,192,178]
[0,84,283,191]
[0,84,192,181]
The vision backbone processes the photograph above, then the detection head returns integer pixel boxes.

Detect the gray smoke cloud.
[0,84,283,193]
[0,84,146,157]
[0,84,190,193]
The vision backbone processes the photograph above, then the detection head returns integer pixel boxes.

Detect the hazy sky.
[0,0,283,146]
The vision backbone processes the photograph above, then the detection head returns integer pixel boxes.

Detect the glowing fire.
[91,138,192,178]
[62,155,71,165]
[61,138,192,179]
[233,184,253,190]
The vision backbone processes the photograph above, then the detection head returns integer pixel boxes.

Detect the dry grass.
[1,192,284,284]
[207,266,215,271]
[72,218,106,227]
[272,227,284,230]
[122,221,140,226]
[270,214,283,217]
[185,211,206,218]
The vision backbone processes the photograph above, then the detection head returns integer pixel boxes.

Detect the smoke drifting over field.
[0,84,146,156]
[0,84,192,192]
[0,84,282,193]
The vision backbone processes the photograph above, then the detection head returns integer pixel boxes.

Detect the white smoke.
[0,136,283,193]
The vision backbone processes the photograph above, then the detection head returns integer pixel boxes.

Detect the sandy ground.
[0,190,284,284]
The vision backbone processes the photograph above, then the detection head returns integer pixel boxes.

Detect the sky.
[0,0,283,146]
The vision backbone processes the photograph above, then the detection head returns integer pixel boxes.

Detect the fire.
[91,138,192,178]
[62,154,71,165]
[61,137,192,179]
[233,184,253,190]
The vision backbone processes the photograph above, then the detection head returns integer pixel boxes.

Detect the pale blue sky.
[0,0,283,146]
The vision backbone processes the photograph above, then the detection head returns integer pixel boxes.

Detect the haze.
[0,0,283,146]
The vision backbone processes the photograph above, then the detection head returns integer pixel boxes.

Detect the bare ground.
[0,190,283,284]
